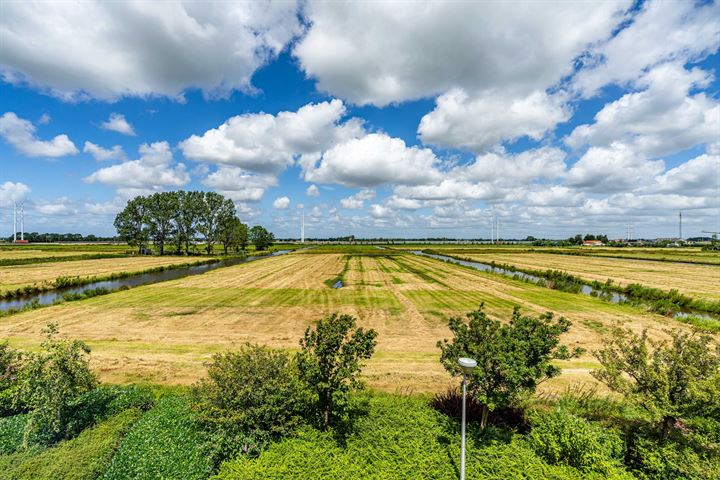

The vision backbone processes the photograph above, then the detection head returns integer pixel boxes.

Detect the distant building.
[582,240,604,246]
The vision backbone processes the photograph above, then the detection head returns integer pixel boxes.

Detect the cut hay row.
[460,252,720,300]
[0,256,218,294]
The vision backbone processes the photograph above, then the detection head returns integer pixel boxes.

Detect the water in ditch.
[0,250,291,312]
[409,250,715,321]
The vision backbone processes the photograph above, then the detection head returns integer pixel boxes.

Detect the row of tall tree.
[113,191,274,255]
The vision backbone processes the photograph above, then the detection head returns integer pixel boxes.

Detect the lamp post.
[458,357,477,480]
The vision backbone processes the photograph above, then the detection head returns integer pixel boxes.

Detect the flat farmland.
[0,255,217,294]
[458,252,720,300]
[0,250,694,394]
[393,244,720,265]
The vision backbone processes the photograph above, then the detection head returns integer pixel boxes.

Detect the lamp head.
[458,357,477,374]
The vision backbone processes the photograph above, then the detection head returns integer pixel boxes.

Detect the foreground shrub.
[298,313,378,430]
[64,385,154,438]
[192,345,308,463]
[15,324,97,447]
[625,426,720,480]
[102,395,212,480]
[0,342,23,416]
[593,327,720,438]
[0,414,27,454]
[438,305,583,429]
[0,408,141,480]
[430,387,528,431]
[214,393,632,480]
[527,409,624,473]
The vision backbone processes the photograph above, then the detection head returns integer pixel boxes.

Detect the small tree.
[0,342,23,416]
[592,327,720,439]
[297,313,378,430]
[218,216,248,255]
[249,225,274,251]
[145,191,178,255]
[438,305,582,429]
[114,196,149,253]
[16,324,97,446]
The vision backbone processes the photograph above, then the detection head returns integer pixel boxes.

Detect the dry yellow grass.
[0,251,702,395]
[0,256,215,293]
[0,249,105,260]
[461,252,720,300]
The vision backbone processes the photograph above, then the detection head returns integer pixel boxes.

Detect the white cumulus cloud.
[306,184,320,197]
[0,181,30,206]
[0,0,301,101]
[83,141,125,161]
[304,133,441,188]
[273,196,290,209]
[100,113,136,136]
[295,1,628,106]
[179,99,363,174]
[419,89,570,152]
[202,166,278,202]
[0,112,77,157]
[85,141,189,195]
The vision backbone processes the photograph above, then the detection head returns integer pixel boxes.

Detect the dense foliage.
[527,409,624,472]
[214,393,632,480]
[191,345,309,463]
[593,327,720,437]
[114,190,267,255]
[249,225,275,251]
[0,343,22,416]
[438,305,582,429]
[298,313,378,430]
[0,408,141,480]
[102,395,212,480]
[15,324,97,446]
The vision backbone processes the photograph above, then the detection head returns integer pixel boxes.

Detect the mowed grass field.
[454,252,720,300]
[0,249,698,394]
[0,256,218,294]
[397,244,720,265]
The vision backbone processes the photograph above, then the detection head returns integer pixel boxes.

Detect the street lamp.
[458,357,477,480]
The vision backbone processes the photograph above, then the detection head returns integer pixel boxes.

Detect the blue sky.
[0,0,718,239]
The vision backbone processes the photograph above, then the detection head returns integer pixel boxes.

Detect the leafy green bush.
[593,327,720,437]
[0,407,141,480]
[438,305,582,429]
[64,385,154,438]
[15,324,97,447]
[625,428,720,480]
[527,409,624,472]
[102,395,212,480]
[0,414,27,454]
[297,313,377,430]
[214,393,632,480]
[192,344,309,463]
[0,342,23,416]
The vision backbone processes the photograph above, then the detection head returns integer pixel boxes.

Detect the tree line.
[3,233,118,243]
[114,191,274,255]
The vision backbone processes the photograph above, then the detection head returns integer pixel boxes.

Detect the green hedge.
[0,408,141,480]
[101,395,212,480]
[0,415,27,455]
[213,394,633,480]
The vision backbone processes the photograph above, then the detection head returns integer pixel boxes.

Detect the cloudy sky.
[0,0,718,239]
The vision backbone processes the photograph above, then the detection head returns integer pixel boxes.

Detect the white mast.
[13,202,16,243]
[301,206,305,243]
[20,202,24,241]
